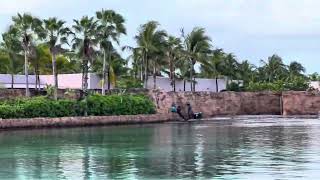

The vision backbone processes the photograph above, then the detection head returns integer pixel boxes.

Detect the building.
[146,76,228,92]
[0,73,111,90]
[310,81,320,91]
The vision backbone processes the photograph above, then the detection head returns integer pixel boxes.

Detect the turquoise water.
[0,117,320,179]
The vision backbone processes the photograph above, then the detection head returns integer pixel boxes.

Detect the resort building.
[0,73,109,90]
[146,76,228,92]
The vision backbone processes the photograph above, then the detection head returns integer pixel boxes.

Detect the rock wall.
[150,91,282,117]
[3,89,320,117]
[0,114,177,129]
[282,91,320,115]
[0,89,45,100]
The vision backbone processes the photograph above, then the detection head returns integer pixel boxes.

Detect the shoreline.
[0,114,177,130]
[0,114,319,130]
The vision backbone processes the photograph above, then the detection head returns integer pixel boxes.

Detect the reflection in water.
[0,118,319,179]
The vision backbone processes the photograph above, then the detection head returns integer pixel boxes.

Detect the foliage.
[116,77,143,89]
[44,84,55,98]
[0,10,316,96]
[246,78,309,92]
[227,82,243,92]
[87,94,155,116]
[0,95,155,119]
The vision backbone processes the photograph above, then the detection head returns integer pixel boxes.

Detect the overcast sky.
[1,0,320,73]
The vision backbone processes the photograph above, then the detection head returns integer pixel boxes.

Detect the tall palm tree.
[1,29,23,89]
[288,61,305,77]
[96,9,126,94]
[43,17,70,100]
[135,21,167,89]
[166,36,183,91]
[11,13,43,96]
[200,49,225,92]
[237,60,255,86]
[72,16,98,116]
[183,27,211,91]
[260,54,287,82]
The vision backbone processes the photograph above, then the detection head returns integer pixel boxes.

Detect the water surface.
[0,117,320,179]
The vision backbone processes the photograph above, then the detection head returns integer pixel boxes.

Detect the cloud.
[0,0,49,14]
[172,0,320,36]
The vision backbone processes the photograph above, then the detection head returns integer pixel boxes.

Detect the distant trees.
[43,17,70,100]
[96,9,126,94]
[183,28,211,91]
[0,9,315,98]
[11,13,43,96]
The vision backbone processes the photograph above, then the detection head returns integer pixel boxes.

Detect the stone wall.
[0,89,46,100]
[3,89,320,117]
[0,114,177,129]
[282,91,320,115]
[150,91,282,117]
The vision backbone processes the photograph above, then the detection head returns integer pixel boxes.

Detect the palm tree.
[135,21,167,89]
[200,49,225,92]
[237,60,255,86]
[11,13,43,96]
[72,16,98,116]
[288,61,305,77]
[43,17,70,100]
[183,27,211,91]
[96,9,126,94]
[260,54,287,82]
[166,36,183,91]
[1,29,23,89]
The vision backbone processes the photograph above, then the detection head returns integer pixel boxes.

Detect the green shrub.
[227,82,244,92]
[87,94,155,116]
[245,78,309,92]
[0,95,156,119]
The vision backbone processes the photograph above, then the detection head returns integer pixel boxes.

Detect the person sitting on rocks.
[187,103,194,120]
[176,105,186,120]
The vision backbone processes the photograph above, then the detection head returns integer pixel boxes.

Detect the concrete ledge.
[0,114,178,129]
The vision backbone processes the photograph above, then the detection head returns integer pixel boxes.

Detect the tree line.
[0,10,316,100]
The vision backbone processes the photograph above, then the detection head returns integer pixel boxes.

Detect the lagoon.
[0,117,319,179]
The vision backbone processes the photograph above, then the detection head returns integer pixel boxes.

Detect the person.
[186,103,203,120]
[176,105,186,120]
[170,103,177,113]
[187,103,194,120]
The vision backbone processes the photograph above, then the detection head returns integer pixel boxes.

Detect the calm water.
[0,117,320,179]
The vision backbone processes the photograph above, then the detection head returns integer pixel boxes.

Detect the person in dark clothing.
[187,103,194,120]
[176,105,186,120]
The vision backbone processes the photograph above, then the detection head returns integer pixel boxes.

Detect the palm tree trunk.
[190,59,193,92]
[144,51,148,89]
[140,60,143,81]
[153,62,156,89]
[173,65,176,92]
[169,56,173,91]
[52,53,58,100]
[107,50,111,90]
[82,58,89,116]
[35,68,38,91]
[37,73,40,90]
[11,73,14,89]
[215,77,219,92]
[101,50,106,95]
[193,77,196,91]
[107,68,110,90]
[24,51,30,97]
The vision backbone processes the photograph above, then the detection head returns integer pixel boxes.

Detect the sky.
[1,0,320,73]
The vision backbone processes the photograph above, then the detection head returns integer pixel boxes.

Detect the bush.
[116,77,143,89]
[227,82,244,92]
[245,78,309,92]
[87,94,155,116]
[0,95,156,119]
